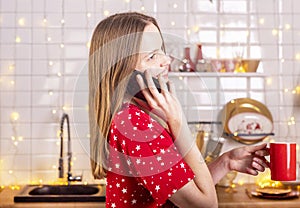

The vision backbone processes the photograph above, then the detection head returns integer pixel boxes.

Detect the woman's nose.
[160,54,171,66]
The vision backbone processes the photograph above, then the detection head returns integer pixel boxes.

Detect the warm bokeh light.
[18,18,25,26]
[104,10,110,16]
[10,112,20,121]
[86,41,91,48]
[259,18,265,24]
[256,169,283,188]
[15,36,21,43]
[266,77,272,85]
[9,64,15,70]
[296,86,300,94]
[272,29,278,36]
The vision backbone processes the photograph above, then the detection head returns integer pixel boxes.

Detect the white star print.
[155,185,160,192]
[108,104,197,207]
[180,162,185,168]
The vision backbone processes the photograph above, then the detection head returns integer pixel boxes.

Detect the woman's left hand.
[227,143,270,175]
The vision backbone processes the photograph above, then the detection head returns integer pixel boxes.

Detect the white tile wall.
[0,0,300,185]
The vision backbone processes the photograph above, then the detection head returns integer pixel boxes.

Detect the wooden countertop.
[217,183,300,208]
[0,186,105,208]
[2,184,300,207]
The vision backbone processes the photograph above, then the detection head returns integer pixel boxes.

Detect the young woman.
[88,12,269,208]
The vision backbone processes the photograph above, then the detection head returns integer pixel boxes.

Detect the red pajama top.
[106,103,195,208]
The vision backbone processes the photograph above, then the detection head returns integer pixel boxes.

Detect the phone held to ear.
[126,70,162,101]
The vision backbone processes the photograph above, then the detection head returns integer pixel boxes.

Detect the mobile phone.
[126,70,162,101]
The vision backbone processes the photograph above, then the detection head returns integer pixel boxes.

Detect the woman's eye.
[147,53,156,60]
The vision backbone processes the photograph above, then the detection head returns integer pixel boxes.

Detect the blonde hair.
[88,12,163,179]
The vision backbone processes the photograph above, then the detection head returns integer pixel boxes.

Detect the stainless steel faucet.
[58,113,82,184]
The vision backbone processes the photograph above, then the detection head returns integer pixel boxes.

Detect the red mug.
[270,142,296,181]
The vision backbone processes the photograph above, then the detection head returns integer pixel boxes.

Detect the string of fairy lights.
[0,0,300,186]
[5,0,21,186]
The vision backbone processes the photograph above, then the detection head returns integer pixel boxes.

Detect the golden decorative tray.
[222,98,274,144]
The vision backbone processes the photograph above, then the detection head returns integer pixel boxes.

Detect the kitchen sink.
[14,184,106,202]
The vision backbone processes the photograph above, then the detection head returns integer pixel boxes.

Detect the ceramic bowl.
[240,59,260,72]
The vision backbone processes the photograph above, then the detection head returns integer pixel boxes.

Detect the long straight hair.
[88,12,163,179]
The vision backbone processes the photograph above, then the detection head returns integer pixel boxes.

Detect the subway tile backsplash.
[1,0,300,185]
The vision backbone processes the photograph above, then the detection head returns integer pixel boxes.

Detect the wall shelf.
[169,72,267,78]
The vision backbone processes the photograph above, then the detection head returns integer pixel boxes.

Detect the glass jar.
[195,44,211,72]
[179,46,195,72]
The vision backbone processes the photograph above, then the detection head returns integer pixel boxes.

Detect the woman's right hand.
[136,69,196,156]
[136,69,184,135]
